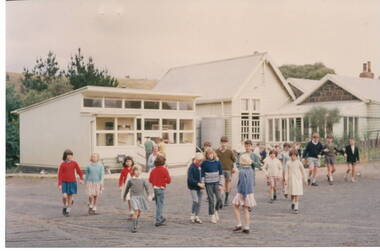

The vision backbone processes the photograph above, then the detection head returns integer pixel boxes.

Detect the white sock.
[294,202,299,210]
[66,208,71,213]
[237,222,242,227]
[330,175,334,181]
[270,190,274,199]
[312,178,316,183]
[244,225,250,230]
[93,206,96,211]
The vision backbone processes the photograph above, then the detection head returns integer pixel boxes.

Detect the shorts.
[267,176,281,189]
[347,161,357,165]
[308,157,320,167]
[223,170,232,181]
[62,181,77,195]
[325,156,336,165]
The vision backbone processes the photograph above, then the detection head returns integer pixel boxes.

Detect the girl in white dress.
[284,150,308,214]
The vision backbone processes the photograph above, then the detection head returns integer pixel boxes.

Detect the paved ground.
[6,162,380,247]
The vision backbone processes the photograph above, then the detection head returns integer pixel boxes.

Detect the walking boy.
[302,133,323,186]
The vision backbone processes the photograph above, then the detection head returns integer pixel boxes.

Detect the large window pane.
[296,118,302,141]
[96,133,114,146]
[144,101,159,109]
[137,118,142,131]
[144,119,160,130]
[268,119,273,142]
[117,118,134,130]
[84,98,102,107]
[162,101,177,110]
[180,119,193,130]
[96,118,114,130]
[118,133,135,146]
[289,118,295,141]
[275,118,280,142]
[241,99,249,111]
[252,99,260,112]
[125,100,141,109]
[163,119,177,130]
[180,132,193,144]
[179,101,193,111]
[282,119,287,142]
[162,132,177,144]
[104,99,122,108]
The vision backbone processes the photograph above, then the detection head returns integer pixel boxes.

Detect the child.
[58,149,84,217]
[85,153,105,215]
[236,140,262,187]
[344,138,360,183]
[302,133,323,186]
[232,154,256,234]
[147,145,160,171]
[149,155,171,227]
[119,156,135,218]
[123,166,151,233]
[279,143,291,198]
[262,150,283,203]
[284,150,308,214]
[187,153,205,224]
[215,136,236,206]
[201,148,224,224]
[322,136,343,185]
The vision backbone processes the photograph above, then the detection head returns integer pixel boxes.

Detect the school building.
[12,86,198,169]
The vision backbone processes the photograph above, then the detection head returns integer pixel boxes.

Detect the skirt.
[86,182,103,196]
[130,196,149,211]
[232,193,257,208]
[62,181,77,195]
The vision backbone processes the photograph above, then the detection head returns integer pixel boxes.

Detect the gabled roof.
[288,78,320,93]
[295,74,380,105]
[155,52,295,102]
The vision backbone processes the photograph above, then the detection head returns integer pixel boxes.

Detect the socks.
[270,190,274,200]
[312,178,316,183]
[294,202,299,210]
[330,175,334,181]
[236,222,242,227]
[66,208,71,213]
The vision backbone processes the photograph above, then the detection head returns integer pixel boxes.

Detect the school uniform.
[345,145,360,164]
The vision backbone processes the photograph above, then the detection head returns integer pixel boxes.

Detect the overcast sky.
[6,0,380,79]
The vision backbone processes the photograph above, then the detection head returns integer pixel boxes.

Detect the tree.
[304,107,341,138]
[21,51,62,92]
[279,62,335,80]
[65,48,118,89]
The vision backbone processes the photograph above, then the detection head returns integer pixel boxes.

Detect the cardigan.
[149,165,171,188]
[85,162,105,183]
[58,160,83,186]
[123,178,149,198]
[187,163,202,190]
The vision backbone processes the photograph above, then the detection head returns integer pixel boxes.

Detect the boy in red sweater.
[149,154,171,226]
[58,149,84,216]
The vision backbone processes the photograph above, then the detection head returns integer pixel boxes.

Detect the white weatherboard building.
[155,52,380,149]
[13,86,198,169]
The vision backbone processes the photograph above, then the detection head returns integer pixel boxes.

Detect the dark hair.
[220,136,229,142]
[203,141,212,147]
[326,135,333,139]
[269,150,278,156]
[154,155,166,166]
[123,156,135,167]
[244,140,253,145]
[62,149,73,161]
[289,149,299,157]
[283,143,291,148]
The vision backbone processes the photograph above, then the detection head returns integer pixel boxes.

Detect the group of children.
[57,132,360,234]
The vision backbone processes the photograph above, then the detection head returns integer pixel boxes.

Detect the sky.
[5,0,380,80]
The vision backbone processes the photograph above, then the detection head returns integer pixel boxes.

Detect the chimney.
[359,61,374,79]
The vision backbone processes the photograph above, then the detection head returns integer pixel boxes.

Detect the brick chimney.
[359,61,374,78]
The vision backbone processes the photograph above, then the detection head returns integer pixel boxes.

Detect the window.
[104,99,122,108]
[241,99,249,111]
[117,133,135,146]
[162,101,177,110]
[179,101,193,111]
[275,119,280,142]
[137,133,142,145]
[83,98,102,108]
[354,117,359,137]
[162,119,177,130]
[348,117,354,138]
[289,118,295,141]
[96,118,114,130]
[251,116,260,140]
[125,100,141,109]
[282,119,287,142]
[144,101,159,109]
[180,119,193,130]
[144,119,160,130]
[180,132,193,144]
[117,118,134,131]
[162,132,177,144]
[296,118,302,141]
[136,118,142,131]
[303,117,309,140]
[241,115,249,141]
[268,119,273,142]
[252,99,260,112]
[96,133,114,146]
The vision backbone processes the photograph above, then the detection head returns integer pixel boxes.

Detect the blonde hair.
[204,148,218,161]
[193,152,204,161]
[132,166,141,177]
[90,153,100,162]
[239,154,252,166]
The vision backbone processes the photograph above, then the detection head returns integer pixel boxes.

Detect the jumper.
[58,160,83,186]
[215,148,236,171]
[262,157,283,177]
[323,143,343,157]
[149,165,171,188]
[85,162,105,183]
[187,163,202,190]
[144,140,154,154]
[201,160,223,184]
[302,141,323,158]
[284,159,307,196]
[124,178,150,198]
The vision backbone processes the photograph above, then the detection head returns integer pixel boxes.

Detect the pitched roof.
[117,77,157,89]
[295,74,380,104]
[287,78,320,93]
[155,52,295,102]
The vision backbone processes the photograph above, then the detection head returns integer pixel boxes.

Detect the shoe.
[291,204,295,210]
[233,225,242,232]
[294,209,299,214]
[273,194,277,200]
[65,211,70,217]
[311,182,319,186]
[194,217,202,224]
[190,215,196,223]
[131,219,138,233]
[326,174,330,181]
[329,180,333,185]
[160,218,166,224]
[284,194,288,199]
[62,207,67,216]
[210,214,217,224]
[242,228,250,234]
[215,211,219,221]
[351,178,357,183]
[307,179,311,186]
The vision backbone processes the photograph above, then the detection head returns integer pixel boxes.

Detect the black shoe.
[284,194,288,199]
[291,204,295,210]
[62,207,67,216]
[307,179,311,186]
[160,218,166,225]
[233,226,242,232]
[311,182,319,186]
[65,211,70,217]
[242,229,250,234]
[273,194,277,200]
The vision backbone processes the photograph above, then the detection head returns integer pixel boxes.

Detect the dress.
[85,162,105,196]
[231,166,256,208]
[124,178,150,211]
[284,159,307,196]
[262,157,283,188]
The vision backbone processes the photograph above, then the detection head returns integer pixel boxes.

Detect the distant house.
[12,86,198,169]
[155,53,380,148]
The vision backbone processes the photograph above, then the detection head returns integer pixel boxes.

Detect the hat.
[239,154,252,166]
[194,153,204,161]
